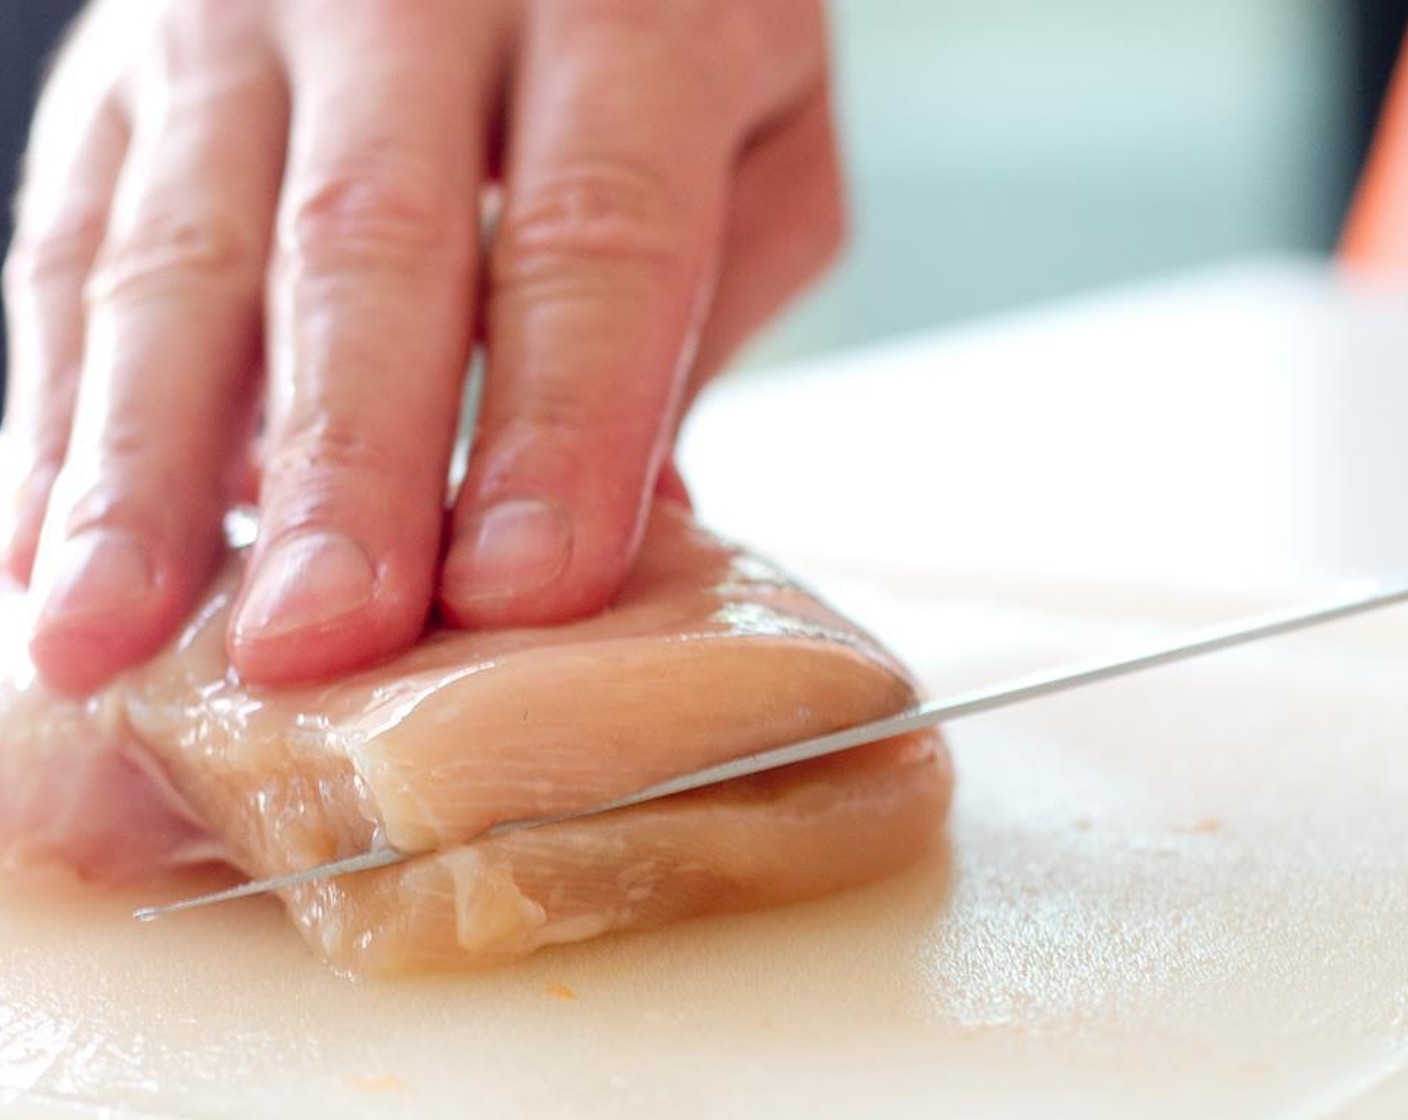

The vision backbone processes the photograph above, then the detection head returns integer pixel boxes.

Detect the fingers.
[229,1,496,683]
[9,0,839,695]
[687,84,845,402]
[25,7,286,693]
[440,2,749,627]
[2,76,129,584]
[623,86,843,516]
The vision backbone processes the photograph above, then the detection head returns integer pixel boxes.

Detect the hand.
[1,0,843,693]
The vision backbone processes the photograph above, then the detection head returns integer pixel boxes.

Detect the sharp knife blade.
[135,577,1408,921]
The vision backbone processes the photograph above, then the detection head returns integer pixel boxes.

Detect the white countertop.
[684,257,1408,593]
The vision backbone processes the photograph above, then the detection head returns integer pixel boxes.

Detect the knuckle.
[280,166,452,276]
[60,427,197,518]
[21,423,73,476]
[4,397,77,480]
[1,446,60,512]
[86,203,260,307]
[502,384,655,449]
[95,419,164,470]
[494,158,691,294]
[3,206,109,296]
[513,387,597,438]
[262,412,402,522]
[56,477,195,541]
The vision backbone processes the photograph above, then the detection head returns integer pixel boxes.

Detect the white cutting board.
[4,261,1408,1117]
[0,571,1405,1120]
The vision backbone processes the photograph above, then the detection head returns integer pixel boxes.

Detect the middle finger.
[231,0,501,683]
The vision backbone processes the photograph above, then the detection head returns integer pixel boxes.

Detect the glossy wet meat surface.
[0,504,951,972]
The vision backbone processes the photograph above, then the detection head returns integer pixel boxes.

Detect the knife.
[134,577,1408,921]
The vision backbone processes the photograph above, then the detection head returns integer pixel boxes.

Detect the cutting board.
[5,262,1408,1117]
[0,568,1405,1119]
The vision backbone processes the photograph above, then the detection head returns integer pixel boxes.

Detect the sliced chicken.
[0,504,951,973]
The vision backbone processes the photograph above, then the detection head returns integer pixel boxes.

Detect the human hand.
[2,0,843,693]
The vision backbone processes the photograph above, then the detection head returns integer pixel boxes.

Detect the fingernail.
[446,498,573,603]
[234,530,376,640]
[36,528,156,624]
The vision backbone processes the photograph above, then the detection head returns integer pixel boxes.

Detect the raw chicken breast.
[0,504,951,973]
[0,588,221,880]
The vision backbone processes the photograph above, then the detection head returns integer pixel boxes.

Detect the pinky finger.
[1,94,130,582]
[685,84,845,405]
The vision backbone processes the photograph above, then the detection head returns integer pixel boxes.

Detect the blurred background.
[1,0,1406,392]
[742,0,1401,367]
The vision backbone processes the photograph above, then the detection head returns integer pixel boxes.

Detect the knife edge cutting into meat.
[134,578,1408,922]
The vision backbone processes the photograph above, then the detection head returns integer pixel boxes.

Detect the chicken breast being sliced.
[0,504,951,973]
[0,589,222,881]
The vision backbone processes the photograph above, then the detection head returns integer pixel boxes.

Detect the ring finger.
[2,33,131,583]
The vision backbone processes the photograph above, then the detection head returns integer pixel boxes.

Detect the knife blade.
[134,576,1408,921]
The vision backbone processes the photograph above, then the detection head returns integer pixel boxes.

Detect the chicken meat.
[0,504,951,973]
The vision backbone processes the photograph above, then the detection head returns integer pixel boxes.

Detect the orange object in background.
[1342,34,1408,279]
